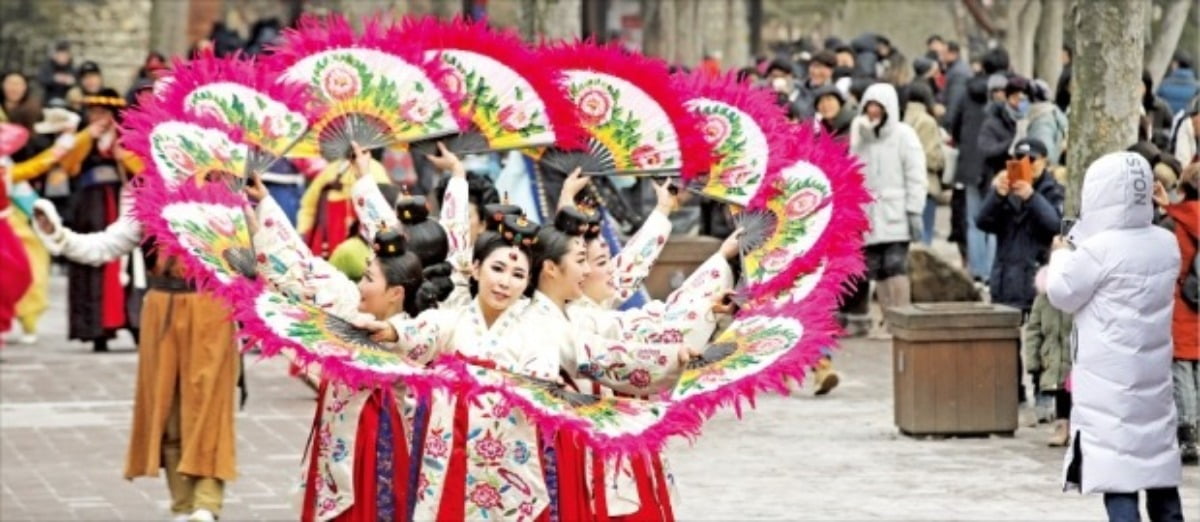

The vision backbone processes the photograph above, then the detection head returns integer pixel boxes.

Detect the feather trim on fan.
[672,72,798,208]
[129,179,262,308]
[149,50,317,175]
[739,125,871,302]
[393,16,588,153]
[122,110,250,191]
[264,13,468,161]
[535,41,715,178]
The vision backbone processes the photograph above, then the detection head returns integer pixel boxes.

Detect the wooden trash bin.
[887,303,1023,437]
[643,236,721,300]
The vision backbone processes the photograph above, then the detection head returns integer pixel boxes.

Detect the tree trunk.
[1004,0,1031,71]
[1035,0,1065,84]
[1064,0,1145,219]
[1145,0,1192,83]
[1015,0,1042,76]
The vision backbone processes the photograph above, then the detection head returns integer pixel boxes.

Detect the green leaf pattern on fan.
[161,202,252,284]
[672,316,804,399]
[185,85,308,156]
[566,72,680,171]
[743,163,833,284]
[439,51,552,148]
[149,123,247,188]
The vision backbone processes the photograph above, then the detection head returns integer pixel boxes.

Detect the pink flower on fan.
[193,100,226,123]
[321,63,360,101]
[702,114,732,145]
[785,188,823,220]
[400,97,435,124]
[261,115,288,140]
[469,483,503,510]
[206,214,235,236]
[748,335,788,355]
[163,143,196,173]
[576,86,613,126]
[498,104,532,132]
[473,431,507,461]
[519,502,535,517]
[210,142,232,164]
[759,248,792,273]
[491,400,512,419]
[630,145,663,169]
[441,70,467,97]
[718,165,755,187]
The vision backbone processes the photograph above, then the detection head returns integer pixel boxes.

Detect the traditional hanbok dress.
[256,170,470,522]
[0,160,33,344]
[296,158,389,258]
[564,209,736,521]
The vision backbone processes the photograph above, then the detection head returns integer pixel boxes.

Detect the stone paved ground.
[2,275,1197,520]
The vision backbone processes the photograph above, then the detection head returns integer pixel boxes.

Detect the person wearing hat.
[978,75,1028,189]
[38,87,144,352]
[66,61,103,111]
[768,50,836,122]
[976,137,1064,407]
[1023,78,1068,166]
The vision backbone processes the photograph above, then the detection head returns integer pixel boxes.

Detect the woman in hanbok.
[250,143,470,522]
[554,176,740,522]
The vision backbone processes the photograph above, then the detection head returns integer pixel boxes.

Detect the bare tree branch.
[962,0,1000,35]
[1145,0,1192,83]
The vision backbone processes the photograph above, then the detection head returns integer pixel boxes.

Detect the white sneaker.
[188,509,216,521]
[17,334,36,345]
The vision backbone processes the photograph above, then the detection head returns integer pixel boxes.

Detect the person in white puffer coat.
[1046,151,1184,521]
[849,82,927,336]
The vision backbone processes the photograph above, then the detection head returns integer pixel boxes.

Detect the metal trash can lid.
[885,302,1023,330]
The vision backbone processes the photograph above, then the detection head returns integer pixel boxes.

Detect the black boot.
[1180,424,1199,465]
[92,338,108,353]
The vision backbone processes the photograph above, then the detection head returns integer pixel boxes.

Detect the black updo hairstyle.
[482,203,525,232]
[531,207,590,290]
[395,195,454,311]
[372,227,425,317]
[471,214,541,298]
[554,204,603,242]
[435,172,499,224]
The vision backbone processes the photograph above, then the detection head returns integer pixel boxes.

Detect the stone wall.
[1,0,153,93]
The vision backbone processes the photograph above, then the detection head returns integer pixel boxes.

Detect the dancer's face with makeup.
[473,246,530,313]
[582,237,616,303]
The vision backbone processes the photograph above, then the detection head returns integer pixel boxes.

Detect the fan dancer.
[55,89,146,351]
[31,179,238,521]
[249,171,434,522]
[554,200,740,520]
[358,206,690,521]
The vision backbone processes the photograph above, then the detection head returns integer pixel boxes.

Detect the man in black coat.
[978,75,1029,181]
[976,137,1064,313]
[946,48,1010,281]
[976,138,1063,405]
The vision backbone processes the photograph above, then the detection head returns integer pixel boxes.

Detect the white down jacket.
[849,83,927,245]
[1046,152,1182,495]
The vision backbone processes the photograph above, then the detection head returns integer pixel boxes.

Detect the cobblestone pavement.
[2,275,1197,520]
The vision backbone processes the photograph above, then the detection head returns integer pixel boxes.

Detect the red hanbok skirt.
[301,383,408,522]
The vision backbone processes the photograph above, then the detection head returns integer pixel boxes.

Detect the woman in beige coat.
[903,82,946,245]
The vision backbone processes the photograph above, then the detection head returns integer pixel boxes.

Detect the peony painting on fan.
[114,14,872,518]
